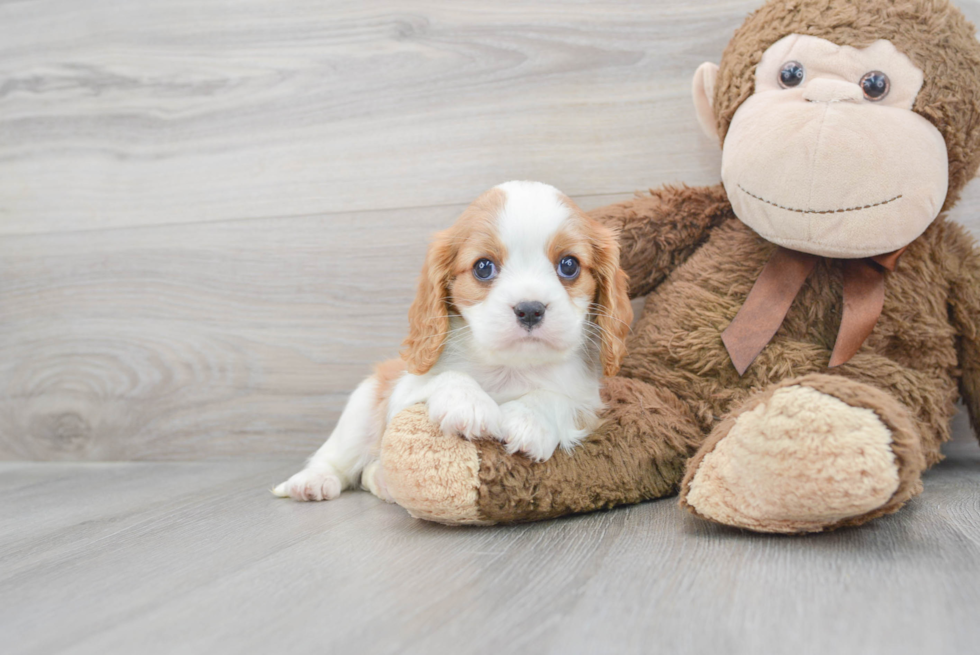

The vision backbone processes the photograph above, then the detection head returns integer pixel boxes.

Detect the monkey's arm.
[947,222,980,441]
[588,183,732,298]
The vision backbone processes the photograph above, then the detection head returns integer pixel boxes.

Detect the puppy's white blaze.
[494,180,573,303]
[494,180,571,252]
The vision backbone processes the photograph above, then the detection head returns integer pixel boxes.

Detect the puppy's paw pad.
[427,386,502,440]
[273,468,343,502]
[500,402,559,462]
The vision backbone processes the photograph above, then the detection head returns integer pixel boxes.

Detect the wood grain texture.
[0,0,747,235]
[2,419,979,655]
[1,0,980,459]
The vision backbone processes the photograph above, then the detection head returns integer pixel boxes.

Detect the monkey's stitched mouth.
[737,184,902,215]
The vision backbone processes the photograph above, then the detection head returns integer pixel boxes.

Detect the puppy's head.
[402,181,632,376]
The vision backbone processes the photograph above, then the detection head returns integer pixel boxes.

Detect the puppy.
[273,181,632,502]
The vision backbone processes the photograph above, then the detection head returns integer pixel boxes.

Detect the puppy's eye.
[473,258,497,281]
[778,61,805,88]
[860,71,890,101]
[557,255,580,280]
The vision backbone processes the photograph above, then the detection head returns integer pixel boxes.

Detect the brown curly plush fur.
[617,189,967,465]
[474,377,702,522]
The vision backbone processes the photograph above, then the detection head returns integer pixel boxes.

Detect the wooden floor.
[3,412,979,655]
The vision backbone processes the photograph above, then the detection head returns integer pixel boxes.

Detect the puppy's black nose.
[514,301,546,330]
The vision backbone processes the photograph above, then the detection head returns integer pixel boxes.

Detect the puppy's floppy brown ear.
[401,228,456,374]
[590,220,633,377]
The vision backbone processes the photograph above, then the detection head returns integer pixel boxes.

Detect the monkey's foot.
[680,375,925,533]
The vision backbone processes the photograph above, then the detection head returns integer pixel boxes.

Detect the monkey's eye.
[473,258,497,281]
[557,255,580,280]
[860,71,890,101]
[778,61,805,88]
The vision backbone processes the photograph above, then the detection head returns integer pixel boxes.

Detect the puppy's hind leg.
[273,375,383,502]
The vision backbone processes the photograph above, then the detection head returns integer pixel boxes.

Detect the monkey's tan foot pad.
[378,405,492,525]
[679,374,926,534]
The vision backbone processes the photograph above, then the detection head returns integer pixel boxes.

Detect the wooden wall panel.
[2,0,979,459]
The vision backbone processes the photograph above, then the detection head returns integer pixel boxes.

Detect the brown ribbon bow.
[721,246,905,376]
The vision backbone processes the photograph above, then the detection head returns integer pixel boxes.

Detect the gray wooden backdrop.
[3,0,980,461]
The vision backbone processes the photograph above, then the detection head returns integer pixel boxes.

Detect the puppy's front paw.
[273,466,344,502]
[427,384,502,440]
[499,401,561,462]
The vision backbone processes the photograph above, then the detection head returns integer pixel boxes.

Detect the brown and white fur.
[273,181,632,501]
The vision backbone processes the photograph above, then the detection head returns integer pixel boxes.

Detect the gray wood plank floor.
[3,412,979,655]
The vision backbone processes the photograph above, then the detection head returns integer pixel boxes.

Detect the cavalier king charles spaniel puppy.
[274,180,632,501]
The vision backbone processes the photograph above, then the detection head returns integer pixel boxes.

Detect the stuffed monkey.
[370,0,980,533]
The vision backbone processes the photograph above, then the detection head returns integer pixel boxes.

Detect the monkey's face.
[701,35,949,258]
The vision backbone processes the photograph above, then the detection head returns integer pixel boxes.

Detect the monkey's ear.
[692,62,720,142]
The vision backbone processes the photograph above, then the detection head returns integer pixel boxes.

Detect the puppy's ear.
[401,228,456,374]
[590,220,633,377]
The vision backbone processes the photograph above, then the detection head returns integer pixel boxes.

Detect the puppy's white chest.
[471,365,555,403]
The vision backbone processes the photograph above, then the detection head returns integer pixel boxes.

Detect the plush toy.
[364,0,980,532]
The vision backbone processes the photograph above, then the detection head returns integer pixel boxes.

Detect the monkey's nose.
[803,78,863,104]
[514,301,546,330]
